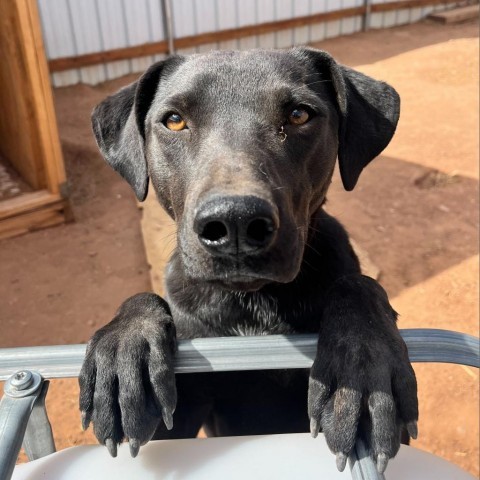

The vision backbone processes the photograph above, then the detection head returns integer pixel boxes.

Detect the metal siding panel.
[340,0,359,34]
[275,30,294,49]
[310,0,328,14]
[293,0,312,45]
[67,0,106,84]
[38,0,76,58]
[176,47,197,55]
[396,9,411,25]
[51,72,77,88]
[195,0,217,33]
[146,0,165,40]
[196,44,216,53]
[276,0,293,20]
[340,17,356,35]
[256,0,275,48]
[216,0,237,29]
[325,20,341,38]
[237,0,257,49]
[40,0,441,86]
[96,0,131,80]
[256,0,275,22]
[217,0,239,49]
[237,0,256,26]
[275,0,294,48]
[256,32,275,48]
[218,39,239,50]
[123,0,155,73]
[410,6,424,21]
[383,10,398,27]
[294,0,310,16]
[369,12,384,28]
[310,23,326,44]
[325,0,338,12]
[146,0,166,62]
[172,0,197,37]
[238,36,258,50]
[293,26,310,46]
[421,6,435,17]
[77,65,106,85]
[67,0,102,54]
[38,0,80,85]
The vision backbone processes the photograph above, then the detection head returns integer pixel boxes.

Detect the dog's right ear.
[91,57,184,201]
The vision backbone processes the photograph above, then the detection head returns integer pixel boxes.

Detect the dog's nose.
[193,195,279,256]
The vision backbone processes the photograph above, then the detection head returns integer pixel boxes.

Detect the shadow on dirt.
[327,154,479,298]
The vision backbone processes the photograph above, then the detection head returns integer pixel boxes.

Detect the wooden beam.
[47,0,462,73]
[23,0,66,194]
[0,0,66,192]
[371,0,459,13]
[0,190,69,240]
[428,4,479,23]
[0,190,62,220]
[48,41,169,73]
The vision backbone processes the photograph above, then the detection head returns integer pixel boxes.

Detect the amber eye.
[165,113,187,131]
[288,108,310,125]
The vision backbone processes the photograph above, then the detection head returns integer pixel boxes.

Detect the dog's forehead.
[159,50,313,100]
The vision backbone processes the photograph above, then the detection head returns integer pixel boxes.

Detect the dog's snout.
[193,196,279,256]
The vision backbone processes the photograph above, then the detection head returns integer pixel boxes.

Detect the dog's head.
[92,48,399,291]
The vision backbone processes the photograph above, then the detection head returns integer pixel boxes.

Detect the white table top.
[12,432,475,480]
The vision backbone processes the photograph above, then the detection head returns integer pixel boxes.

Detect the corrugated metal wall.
[38,0,452,87]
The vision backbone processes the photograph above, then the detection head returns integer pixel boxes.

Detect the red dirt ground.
[0,19,478,476]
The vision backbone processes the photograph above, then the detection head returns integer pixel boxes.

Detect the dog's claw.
[81,410,91,431]
[129,438,141,458]
[162,407,174,430]
[105,438,117,458]
[407,420,418,440]
[336,452,348,472]
[310,418,320,438]
[376,453,389,474]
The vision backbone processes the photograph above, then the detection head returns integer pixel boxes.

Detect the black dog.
[79,48,418,473]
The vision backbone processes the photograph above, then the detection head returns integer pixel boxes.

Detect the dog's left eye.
[164,113,187,131]
[288,108,310,125]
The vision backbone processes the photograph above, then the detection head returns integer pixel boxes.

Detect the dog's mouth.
[210,277,270,292]
[207,275,271,292]
[177,243,303,292]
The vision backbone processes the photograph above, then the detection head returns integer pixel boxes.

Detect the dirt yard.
[0,19,478,476]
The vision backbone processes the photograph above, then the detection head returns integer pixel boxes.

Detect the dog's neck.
[164,208,360,339]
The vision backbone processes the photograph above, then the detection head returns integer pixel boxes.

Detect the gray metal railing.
[0,328,478,480]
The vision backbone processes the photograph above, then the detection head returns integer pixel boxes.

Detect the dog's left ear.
[295,48,400,191]
[91,57,184,201]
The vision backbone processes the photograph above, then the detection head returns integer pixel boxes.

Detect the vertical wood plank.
[0,0,66,193]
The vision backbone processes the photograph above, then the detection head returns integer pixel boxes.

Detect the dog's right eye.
[288,108,310,126]
[164,113,187,131]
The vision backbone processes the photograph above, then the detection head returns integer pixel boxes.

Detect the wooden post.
[0,0,70,239]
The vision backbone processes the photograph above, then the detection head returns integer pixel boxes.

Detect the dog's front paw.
[79,293,177,457]
[308,276,418,473]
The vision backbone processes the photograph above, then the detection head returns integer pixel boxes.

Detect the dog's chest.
[222,291,299,336]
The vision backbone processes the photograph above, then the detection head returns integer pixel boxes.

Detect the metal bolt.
[10,370,33,390]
